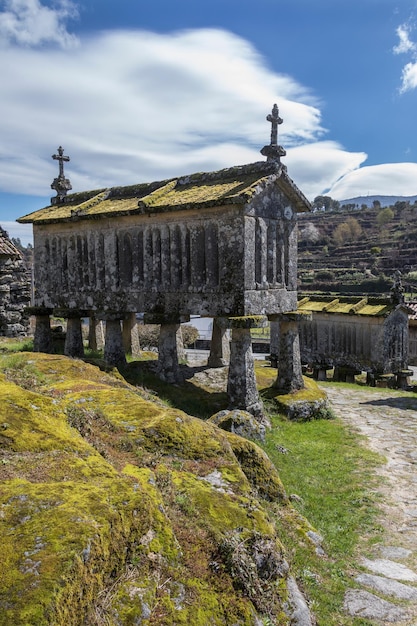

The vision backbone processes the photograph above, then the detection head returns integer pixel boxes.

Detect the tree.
[312,195,339,212]
[346,216,362,239]
[372,200,381,210]
[333,217,362,246]
[299,221,321,245]
[376,207,394,227]
[394,200,409,213]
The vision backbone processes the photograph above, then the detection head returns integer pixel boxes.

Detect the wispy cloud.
[394,22,417,93]
[0,21,341,200]
[394,24,416,54]
[0,0,78,48]
[328,162,417,200]
[1,0,416,218]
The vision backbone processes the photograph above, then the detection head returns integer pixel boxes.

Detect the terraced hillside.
[298,202,417,294]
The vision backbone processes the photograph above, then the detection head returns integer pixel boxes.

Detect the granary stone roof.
[297,295,397,317]
[17,160,311,225]
[0,227,22,258]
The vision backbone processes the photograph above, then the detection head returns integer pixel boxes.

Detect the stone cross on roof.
[51,146,72,201]
[260,103,287,162]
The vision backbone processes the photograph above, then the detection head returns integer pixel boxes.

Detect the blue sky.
[1,0,417,244]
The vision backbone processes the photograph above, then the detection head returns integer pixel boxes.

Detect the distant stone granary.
[0,227,31,337]
[290,278,412,387]
[18,106,311,415]
[407,302,417,366]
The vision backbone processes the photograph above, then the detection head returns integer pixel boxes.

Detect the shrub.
[181,324,199,347]
[315,270,335,281]
[137,324,160,349]
[137,324,199,349]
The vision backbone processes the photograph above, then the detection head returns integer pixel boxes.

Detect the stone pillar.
[27,307,54,353]
[157,323,182,383]
[176,326,186,363]
[54,309,86,358]
[88,311,104,351]
[122,312,141,358]
[208,317,230,367]
[270,312,310,393]
[312,365,330,382]
[333,366,361,384]
[144,314,190,384]
[101,315,127,367]
[221,316,267,419]
[269,318,280,368]
[88,313,99,351]
[65,315,84,358]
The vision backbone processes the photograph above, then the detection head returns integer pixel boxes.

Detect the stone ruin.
[0,226,31,337]
[18,106,311,416]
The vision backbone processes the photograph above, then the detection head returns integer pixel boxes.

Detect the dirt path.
[323,386,417,625]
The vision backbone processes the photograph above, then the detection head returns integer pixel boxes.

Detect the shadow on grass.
[121,360,229,420]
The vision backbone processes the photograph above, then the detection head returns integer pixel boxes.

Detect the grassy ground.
[0,338,387,624]
[262,413,383,625]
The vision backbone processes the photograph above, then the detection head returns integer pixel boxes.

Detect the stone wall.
[32,195,298,318]
[0,229,31,336]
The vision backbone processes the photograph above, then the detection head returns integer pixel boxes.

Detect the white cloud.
[327,163,417,200]
[285,141,367,200]
[0,6,415,215]
[400,61,417,93]
[394,22,417,93]
[0,25,330,200]
[0,0,78,48]
[393,24,416,55]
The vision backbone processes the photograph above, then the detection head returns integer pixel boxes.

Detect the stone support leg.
[64,316,84,358]
[88,314,98,352]
[313,366,329,382]
[227,326,263,418]
[122,313,141,358]
[156,323,183,383]
[144,314,190,384]
[33,313,54,353]
[104,319,127,367]
[269,319,280,368]
[176,326,186,363]
[208,317,230,367]
[272,314,305,393]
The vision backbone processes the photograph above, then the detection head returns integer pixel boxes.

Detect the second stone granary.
[18,107,311,415]
[293,293,411,386]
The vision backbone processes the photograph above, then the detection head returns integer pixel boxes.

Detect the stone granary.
[406,301,417,366]
[18,106,311,415]
[0,226,31,337]
[292,280,412,387]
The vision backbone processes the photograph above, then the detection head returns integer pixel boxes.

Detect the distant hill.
[339,195,417,209]
[298,202,417,295]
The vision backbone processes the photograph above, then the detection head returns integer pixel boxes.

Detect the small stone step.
[379,546,412,560]
[344,589,409,622]
[355,573,417,600]
[361,558,417,582]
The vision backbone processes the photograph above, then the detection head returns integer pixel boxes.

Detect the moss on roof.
[297,296,393,317]
[18,161,311,225]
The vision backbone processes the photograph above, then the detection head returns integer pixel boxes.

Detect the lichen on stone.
[0,352,313,625]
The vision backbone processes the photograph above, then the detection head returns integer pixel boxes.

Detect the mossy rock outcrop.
[0,352,312,625]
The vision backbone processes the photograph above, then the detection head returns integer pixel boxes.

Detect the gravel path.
[323,385,417,625]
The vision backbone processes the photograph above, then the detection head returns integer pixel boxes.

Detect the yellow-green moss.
[0,352,302,625]
[171,470,276,538]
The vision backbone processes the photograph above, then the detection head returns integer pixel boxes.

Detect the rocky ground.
[324,385,417,625]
